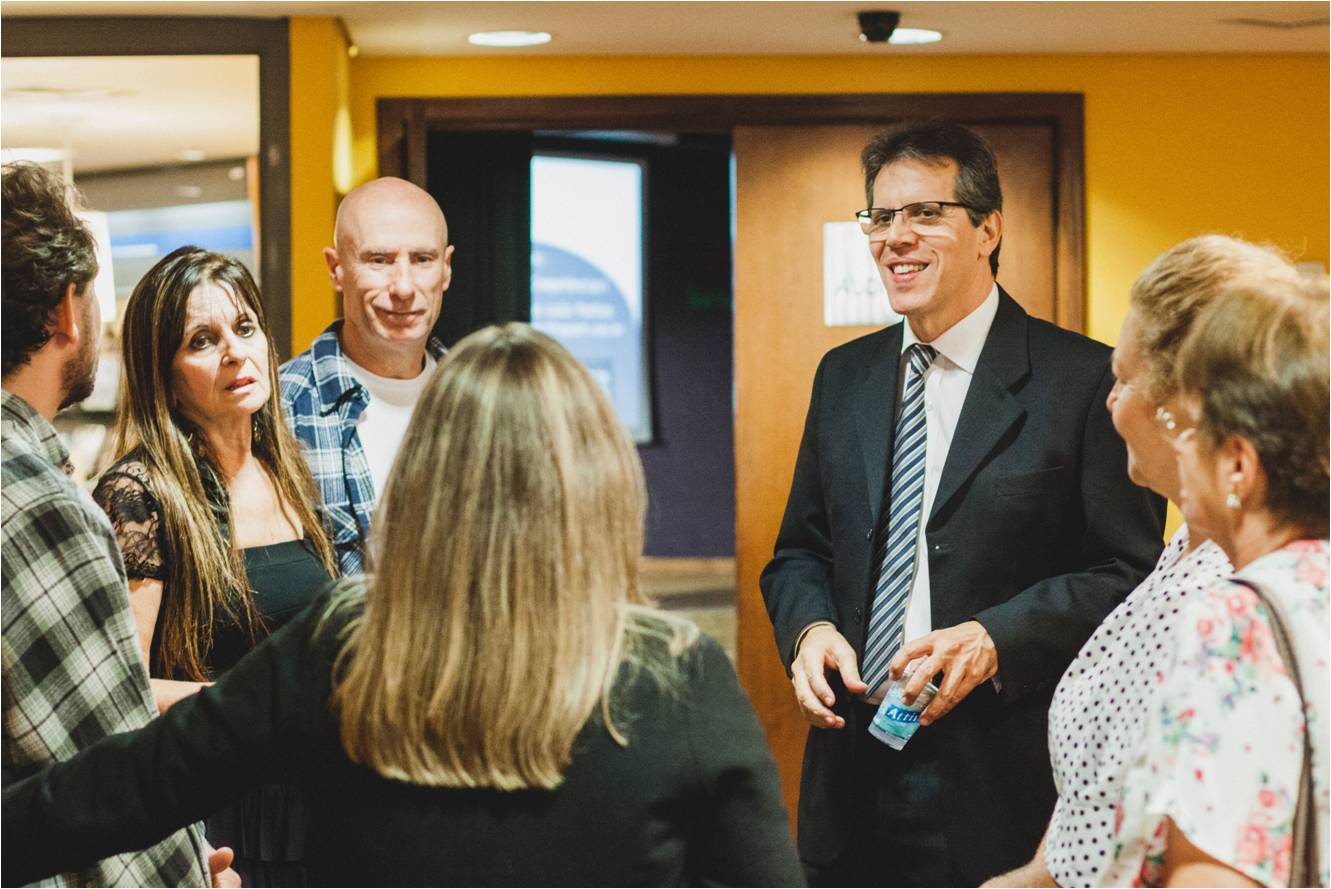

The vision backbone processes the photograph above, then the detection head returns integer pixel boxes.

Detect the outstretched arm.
[3,599,333,886]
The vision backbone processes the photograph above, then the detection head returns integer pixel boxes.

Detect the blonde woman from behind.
[3,323,804,887]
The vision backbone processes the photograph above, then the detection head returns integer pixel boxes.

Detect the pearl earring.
[1226,471,1243,510]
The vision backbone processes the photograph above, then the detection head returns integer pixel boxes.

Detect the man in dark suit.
[760,122,1165,886]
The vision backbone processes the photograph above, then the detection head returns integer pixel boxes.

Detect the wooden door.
[733,123,1069,825]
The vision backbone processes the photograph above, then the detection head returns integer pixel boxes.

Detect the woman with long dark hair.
[92,246,336,885]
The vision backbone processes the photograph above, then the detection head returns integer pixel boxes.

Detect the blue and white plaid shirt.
[279,321,446,576]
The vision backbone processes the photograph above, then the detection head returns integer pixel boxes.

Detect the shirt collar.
[900,283,1000,375]
[1,389,72,473]
[305,320,447,413]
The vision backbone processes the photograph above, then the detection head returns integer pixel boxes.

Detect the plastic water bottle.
[869,673,939,750]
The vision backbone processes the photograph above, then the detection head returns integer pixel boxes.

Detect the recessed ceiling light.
[176,149,207,162]
[889,28,942,45]
[175,185,203,199]
[467,30,552,48]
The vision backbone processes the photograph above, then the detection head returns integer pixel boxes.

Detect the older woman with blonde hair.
[1127,276,1328,888]
[986,236,1307,888]
[3,323,802,886]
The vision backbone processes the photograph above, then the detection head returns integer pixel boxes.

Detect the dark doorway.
[422,129,735,558]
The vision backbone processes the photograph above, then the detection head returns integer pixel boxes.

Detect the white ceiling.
[1,1,1328,55]
[1,55,259,173]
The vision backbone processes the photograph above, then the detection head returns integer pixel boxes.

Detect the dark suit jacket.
[3,586,804,887]
[760,290,1165,884]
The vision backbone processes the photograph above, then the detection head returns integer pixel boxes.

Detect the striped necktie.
[861,342,938,695]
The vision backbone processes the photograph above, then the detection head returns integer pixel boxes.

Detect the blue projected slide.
[531,154,651,443]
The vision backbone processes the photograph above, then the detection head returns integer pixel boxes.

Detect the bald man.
[280,177,454,575]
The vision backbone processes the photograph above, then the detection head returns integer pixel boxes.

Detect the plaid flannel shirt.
[1,391,208,887]
[279,321,446,576]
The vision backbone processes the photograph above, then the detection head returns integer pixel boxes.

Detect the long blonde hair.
[113,246,335,681]
[331,323,695,790]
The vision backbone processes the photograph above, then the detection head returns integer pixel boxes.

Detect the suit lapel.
[854,325,904,525]
[928,290,1031,525]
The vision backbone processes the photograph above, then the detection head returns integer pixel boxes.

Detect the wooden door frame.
[379,92,1085,331]
[2,16,293,359]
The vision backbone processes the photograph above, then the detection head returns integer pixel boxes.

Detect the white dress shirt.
[794,285,1001,691]
[896,283,1000,645]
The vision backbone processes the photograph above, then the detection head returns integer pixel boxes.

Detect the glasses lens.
[903,202,946,227]
[859,209,896,238]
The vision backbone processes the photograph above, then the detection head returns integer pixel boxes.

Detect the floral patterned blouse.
[1046,525,1232,886]
[1100,539,1329,887]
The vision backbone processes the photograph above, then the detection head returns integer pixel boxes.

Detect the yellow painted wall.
[334,52,1328,346]
[283,37,1326,536]
[330,50,1328,540]
[287,25,1328,354]
[288,17,351,353]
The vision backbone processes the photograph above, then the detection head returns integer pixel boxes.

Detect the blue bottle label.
[882,705,919,725]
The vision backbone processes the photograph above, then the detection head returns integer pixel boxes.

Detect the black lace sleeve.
[92,461,166,581]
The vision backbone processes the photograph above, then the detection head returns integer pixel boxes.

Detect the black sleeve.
[2,589,344,886]
[971,362,1166,702]
[759,354,839,672]
[92,466,165,581]
[684,636,806,887]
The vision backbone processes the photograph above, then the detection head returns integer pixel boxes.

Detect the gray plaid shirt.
[2,391,208,887]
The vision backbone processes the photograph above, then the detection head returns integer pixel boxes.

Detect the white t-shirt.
[344,353,437,498]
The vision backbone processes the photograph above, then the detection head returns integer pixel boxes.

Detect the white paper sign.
[823,222,899,327]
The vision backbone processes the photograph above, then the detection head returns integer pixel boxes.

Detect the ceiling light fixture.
[889,27,943,45]
[176,149,207,162]
[336,16,360,58]
[467,30,552,48]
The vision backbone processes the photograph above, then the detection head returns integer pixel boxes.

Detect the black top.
[93,454,331,676]
[2,585,804,887]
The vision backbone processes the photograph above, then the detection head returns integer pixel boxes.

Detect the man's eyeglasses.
[855,201,976,240]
